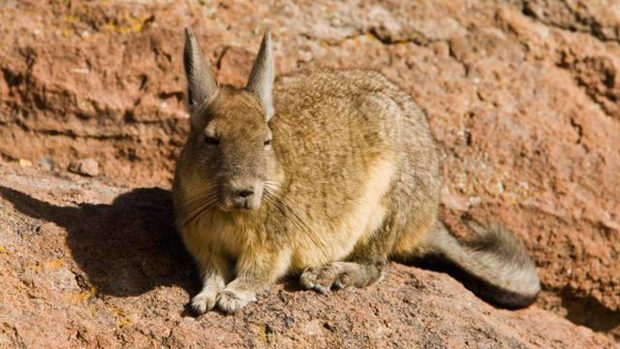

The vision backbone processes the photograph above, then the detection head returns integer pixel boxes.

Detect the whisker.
[182,198,218,227]
[263,188,329,260]
[176,191,219,227]
[176,192,217,217]
[176,182,330,261]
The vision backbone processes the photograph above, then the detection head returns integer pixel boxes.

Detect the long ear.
[246,29,274,121]
[184,27,218,114]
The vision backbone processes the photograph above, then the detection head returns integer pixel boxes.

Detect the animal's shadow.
[0,185,198,298]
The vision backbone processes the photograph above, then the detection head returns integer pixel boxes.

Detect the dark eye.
[264,139,272,146]
[204,135,220,145]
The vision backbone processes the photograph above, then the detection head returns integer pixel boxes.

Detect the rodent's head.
[180,27,278,212]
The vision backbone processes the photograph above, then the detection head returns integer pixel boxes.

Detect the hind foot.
[300,261,385,293]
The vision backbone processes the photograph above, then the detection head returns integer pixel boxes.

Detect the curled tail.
[418,221,540,309]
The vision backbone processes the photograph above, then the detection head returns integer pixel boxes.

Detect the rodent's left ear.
[246,28,274,122]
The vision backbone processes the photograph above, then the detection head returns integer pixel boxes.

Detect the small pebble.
[18,159,32,167]
[68,158,100,177]
[39,155,54,171]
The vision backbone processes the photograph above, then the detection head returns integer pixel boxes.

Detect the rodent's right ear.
[183,27,218,117]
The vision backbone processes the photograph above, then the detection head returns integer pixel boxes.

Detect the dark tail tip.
[411,221,541,309]
[411,254,539,309]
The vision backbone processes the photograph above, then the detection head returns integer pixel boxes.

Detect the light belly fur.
[290,155,396,271]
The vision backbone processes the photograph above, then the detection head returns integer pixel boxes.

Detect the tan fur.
[173,28,540,314]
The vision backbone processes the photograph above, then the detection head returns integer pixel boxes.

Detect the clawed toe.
[190,286,257,315]
[300,264,351,293]
[300,266,332,293]
[300,262,383,293]
[190,290,218,315]
[216,289,257,314]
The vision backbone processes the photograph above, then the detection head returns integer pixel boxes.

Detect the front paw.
[190,288,219,315]
[216,289,257,314]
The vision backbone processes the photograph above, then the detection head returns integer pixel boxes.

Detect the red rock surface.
[0,0,618,347]
[0,163,614,348]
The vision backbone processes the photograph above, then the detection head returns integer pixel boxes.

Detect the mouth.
[233,199,255,210]
[216,180,265,212]
[218,195,263,212]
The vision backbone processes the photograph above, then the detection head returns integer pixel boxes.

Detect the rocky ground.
[0,0,618,348]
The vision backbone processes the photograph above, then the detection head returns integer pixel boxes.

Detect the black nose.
[236,189,254,198]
